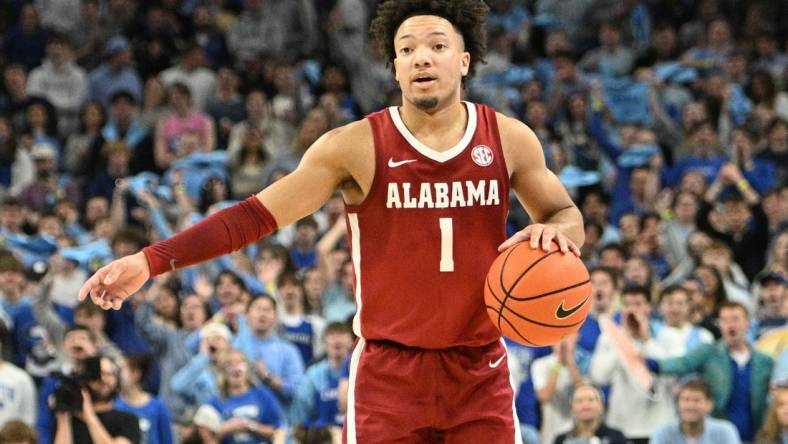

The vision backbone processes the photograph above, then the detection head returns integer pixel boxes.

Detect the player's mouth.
[412,74,437,88]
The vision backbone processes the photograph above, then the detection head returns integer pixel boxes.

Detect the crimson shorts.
[343,338,522,444]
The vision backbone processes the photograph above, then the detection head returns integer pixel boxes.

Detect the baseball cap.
[192,405,221,433]
[30,142,57,160]
[105,36,130,56]
[759,271,787,286]
[200,322,231,341]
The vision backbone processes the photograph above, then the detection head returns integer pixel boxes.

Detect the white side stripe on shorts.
[501,338,524,444]
[345,337,365,444]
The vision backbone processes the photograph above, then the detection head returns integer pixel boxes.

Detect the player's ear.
[460,52,470,77]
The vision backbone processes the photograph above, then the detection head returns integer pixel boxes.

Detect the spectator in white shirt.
[0,326,37,427]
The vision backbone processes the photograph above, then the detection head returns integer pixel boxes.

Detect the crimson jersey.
[344,102,510,349]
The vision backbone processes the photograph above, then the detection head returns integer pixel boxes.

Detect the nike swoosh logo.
[489,354,506,368]
[388,158,417,168]
[555,298,588,319]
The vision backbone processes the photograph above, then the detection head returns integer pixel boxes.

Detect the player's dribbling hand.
[498,223,581,256]
[78,252,151,310]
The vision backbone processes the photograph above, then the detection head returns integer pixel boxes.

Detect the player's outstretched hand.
[78,252,151,310]
[498,223,581,256]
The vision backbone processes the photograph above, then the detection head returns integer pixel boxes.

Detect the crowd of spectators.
[0,0,786,443]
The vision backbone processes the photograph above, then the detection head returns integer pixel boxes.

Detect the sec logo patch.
[471,145,494,167]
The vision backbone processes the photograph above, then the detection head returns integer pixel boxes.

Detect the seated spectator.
[179,404,222,444]
[755,272,787,337]
[290,217,319,272]
[590,286,673,442]
[291,322,354,442]
[88,36,143,109]
[227,125,270,199]
[63,101,104,177]
[0,327,36,427]
[155,82,216,170]
[206,67,245,150]
[133,284,209,419]
[650,378,740,444]
[19,141,81,214]
[233,295,304,404]
[645,302,774,441]
[2,5,47,70]
[578,21,635,77]
[208,350,286,444]
[577,266,620,354]
[0,420,38,444]
[52,355,141,444]
[90,90,155,176]
[532,333,588,444]
[26,34,88,137]
[171,322,233,410]
[756,385,788,443]
[554,383,627,444]
[700,192,770,283]
[115,354,173,444]
[654,284,714,351]
[277,271,325,366]
[37,325,99,443]
[227,90,294,163]
[160,43,217,112]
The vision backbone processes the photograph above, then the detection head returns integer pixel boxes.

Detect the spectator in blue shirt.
[233,295,304,405]
[88,36,143,109]
[208,349,286,444]
[291,322,354,443]
[277,271,325,366]
[171,322,233,411]
[667,120,726,187]
[115,354,173,444]
[644,302,774,441]
[651,378,740,444]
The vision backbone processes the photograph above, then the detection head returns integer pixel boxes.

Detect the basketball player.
[79,1,584,441]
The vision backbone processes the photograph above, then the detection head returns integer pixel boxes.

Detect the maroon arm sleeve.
[142,196,278,276]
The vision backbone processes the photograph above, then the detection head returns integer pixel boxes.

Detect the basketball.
[484,242,592,346]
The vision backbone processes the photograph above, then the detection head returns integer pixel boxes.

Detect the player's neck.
[398,100,467,147]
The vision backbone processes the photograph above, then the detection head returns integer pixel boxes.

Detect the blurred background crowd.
[0,0,786,443]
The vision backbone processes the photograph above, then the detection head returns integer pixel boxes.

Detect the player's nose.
[412,46,433,67]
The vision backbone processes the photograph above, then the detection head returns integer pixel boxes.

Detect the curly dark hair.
[369,0,489,79]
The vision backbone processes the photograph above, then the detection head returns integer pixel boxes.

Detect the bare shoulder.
[494,112,545,174]
[309,119,373,161]
[301,118,375,196]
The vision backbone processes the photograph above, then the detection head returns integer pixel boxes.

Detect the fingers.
[498,225,582,256]
[497,227,530,252]
[529,225,545,250]
[78,269,105,301]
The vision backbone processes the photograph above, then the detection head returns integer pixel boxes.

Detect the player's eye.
[399,47,412,55]
[434,43,447,50]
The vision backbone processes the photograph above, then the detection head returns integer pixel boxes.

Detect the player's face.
[677,389,712,424]
[393,15,470,111]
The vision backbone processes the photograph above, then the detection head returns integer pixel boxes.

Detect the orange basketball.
[484,242,592,346]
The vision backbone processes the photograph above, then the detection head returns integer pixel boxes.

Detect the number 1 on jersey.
[439,218,454,272]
